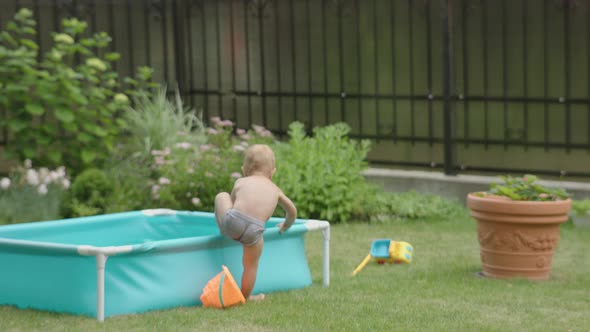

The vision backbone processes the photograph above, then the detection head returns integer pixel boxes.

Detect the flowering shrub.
[96,86,207,214]
[0,159,70,194]
[151,117,275,212]
[0,160,70,224]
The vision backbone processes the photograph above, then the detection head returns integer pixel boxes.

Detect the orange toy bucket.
[200,265,246,309]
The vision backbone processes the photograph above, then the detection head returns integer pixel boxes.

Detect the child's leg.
[241,238,264,300]
[214,192,232,229]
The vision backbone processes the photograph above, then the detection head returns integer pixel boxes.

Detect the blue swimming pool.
[0,209,330,321]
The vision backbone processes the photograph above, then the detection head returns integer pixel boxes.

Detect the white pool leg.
[322,226,330,287]
[96,254,108,322]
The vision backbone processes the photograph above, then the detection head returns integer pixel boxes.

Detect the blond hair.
[242,144,275,176]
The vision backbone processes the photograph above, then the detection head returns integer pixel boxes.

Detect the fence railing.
[1,0,589,178]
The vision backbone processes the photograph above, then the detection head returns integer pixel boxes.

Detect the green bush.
[0,9,154,173]
[273,122,375,223]
[0,160,69,224]
[572,199,590,216]
[60,168,113,217]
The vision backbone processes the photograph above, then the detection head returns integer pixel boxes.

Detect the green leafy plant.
[0,160,69,224]
[60,168,113,217]
[483,175,571,201]
[0,9,154,173]
[273,122,374,223]
[572,199,590,216]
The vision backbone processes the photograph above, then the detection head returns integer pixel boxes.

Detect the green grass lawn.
[1,214,589,332]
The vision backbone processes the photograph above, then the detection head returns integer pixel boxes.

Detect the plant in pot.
[570,199,590,228]
[466,175,572,280]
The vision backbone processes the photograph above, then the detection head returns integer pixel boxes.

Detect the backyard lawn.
[1,211,588,332]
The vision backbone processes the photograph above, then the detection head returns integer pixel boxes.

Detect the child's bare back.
[231,176,280,223]
[214,144,297,301]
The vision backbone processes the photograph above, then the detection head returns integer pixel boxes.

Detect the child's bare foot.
[248,294,265,301]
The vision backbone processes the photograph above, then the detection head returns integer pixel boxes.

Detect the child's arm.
[277,190,297,234]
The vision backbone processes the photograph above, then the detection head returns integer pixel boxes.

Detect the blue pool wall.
[0,210,312,317]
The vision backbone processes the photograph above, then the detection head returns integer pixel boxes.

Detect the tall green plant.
[0,9,153,173]
[121,87,206,160]
[273,122,373,223]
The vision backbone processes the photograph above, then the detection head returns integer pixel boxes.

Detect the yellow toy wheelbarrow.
[352,239,413,276]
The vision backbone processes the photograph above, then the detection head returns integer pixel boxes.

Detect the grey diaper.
[220,209,265,246]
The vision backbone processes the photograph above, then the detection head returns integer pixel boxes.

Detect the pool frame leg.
[78,245,132,322]
[322,227,330,287]
[305,220,331,287]
[96,254,107,322]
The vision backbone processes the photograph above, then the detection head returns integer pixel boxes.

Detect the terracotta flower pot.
[467,193,572,281]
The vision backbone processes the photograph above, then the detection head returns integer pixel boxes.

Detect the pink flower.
[233,145,246,152]
[236,128,246,135]
[191,197,201,206]
[231,172,242,179]
[210,116,221,124]
[252,124,265,134]
[200,144,212,151]
[220,120,234,127]
[151,185,161,200]
[154,156,166,166]
[175,142,192,149]
[207,128,218,135]
[158,177,171,185]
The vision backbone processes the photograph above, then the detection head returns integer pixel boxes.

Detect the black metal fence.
[1,0,590,178]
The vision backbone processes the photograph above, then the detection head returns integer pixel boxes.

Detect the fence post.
[172,0,186,94]
[441,0,456,175]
